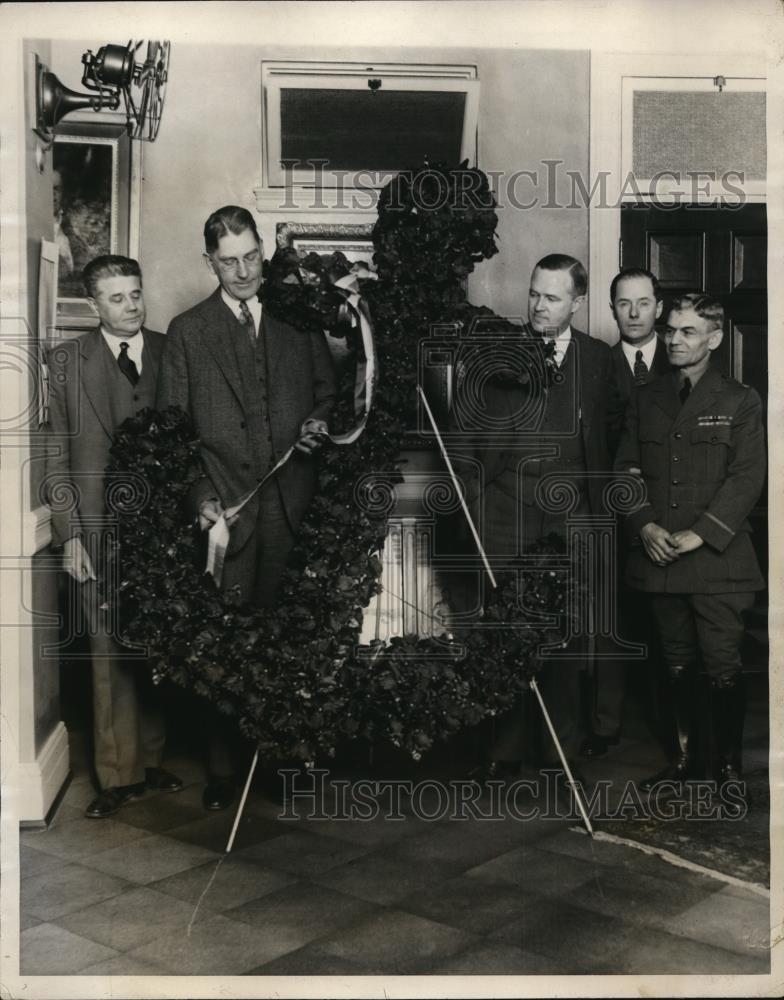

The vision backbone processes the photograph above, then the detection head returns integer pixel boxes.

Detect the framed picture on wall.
[275,221,375,266]
[52,121,137,330]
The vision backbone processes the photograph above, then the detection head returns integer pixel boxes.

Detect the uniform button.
[671,479,680,485]
[670,502,679,509]
[673,456,680,462]
[674,432,682,440]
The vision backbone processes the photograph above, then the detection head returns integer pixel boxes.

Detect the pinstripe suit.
[157,288,337,603]
[46,328,166,788]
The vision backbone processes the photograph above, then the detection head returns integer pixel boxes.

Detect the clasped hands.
[640,523,703,566]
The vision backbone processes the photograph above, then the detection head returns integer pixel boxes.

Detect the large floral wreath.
[108,164,568,762]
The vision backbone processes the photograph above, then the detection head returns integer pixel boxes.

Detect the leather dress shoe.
[579,733,620,758]
[85,784,144,819]
[203,777,236,811]
[717,763,751,817]
[145,767,184,793]
[638,756,704,793]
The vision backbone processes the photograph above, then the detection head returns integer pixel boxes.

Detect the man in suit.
[609,268,670,405]
[46,255,183,818]
[614,292,765,806]
[156,205,337,810]
[461,254,623,777]
[581,267,671,758]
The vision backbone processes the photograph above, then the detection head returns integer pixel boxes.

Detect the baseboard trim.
[15,721,70,823]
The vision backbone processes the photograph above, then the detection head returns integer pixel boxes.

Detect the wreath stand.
[221,390,595,852]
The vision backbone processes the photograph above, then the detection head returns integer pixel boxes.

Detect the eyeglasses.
[211,249,262,273]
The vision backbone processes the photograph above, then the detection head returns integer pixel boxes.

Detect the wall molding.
[589,51,766,341]
[23,503,51,556]
[254,184,378,222]
[15,721,70,824]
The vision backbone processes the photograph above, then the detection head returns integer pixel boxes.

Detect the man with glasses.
[614,292,765,810]
[157,205,336,810]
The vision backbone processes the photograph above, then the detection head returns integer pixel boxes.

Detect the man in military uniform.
[614,292,765,803]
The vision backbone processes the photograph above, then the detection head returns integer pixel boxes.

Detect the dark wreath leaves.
[107,161,567,762]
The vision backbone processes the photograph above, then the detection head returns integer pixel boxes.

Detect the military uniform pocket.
[639,427,667,477]
[690,424,731,481]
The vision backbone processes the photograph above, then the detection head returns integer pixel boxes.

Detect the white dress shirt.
[621,334,658,374]
[221,288,262,331]
[102,328,144,374]
[545,325,572,367]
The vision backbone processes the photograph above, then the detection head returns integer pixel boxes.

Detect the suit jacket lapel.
[652,337,671,377]
[612,343,635,396]
[141,327,161,386]
[261,311,286,382]
[567,332,594,432]
[80,329,114,439]
[202,289,246,410]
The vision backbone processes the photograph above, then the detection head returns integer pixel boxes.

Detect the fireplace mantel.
[254,184,379,224]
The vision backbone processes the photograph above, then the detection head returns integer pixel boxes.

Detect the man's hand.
[198,498,239,531]
[640,522,680,566]
[671,529,704,554]
[63,536,96,583]
[295,418,329,455]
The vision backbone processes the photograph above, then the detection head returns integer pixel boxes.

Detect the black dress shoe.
[85,784,144,819]
[203,777,236,811]
[716,763,752,818]
[579,733,620,758]
[145,767,184,793]
[638,757,704,793]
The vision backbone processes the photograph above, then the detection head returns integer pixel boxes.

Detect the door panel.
[621,203,767,395]
[648,232,704,288]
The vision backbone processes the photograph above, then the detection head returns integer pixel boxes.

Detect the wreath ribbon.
[207,270,377,587]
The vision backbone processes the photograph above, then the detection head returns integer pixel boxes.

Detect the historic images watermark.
[273,159,748,212]
[277,768,749,823]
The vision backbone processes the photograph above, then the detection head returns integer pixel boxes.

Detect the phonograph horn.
[34,44,128,141]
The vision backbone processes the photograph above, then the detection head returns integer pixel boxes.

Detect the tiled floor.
[17,698,771,977]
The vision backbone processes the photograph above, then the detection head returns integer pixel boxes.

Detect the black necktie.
[239,300,256,344]
[118,342,140,386]
[679,376,692,405]
[633,349,649,384]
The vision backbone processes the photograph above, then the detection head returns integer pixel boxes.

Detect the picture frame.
[275,221,375,265]
[52,120,136,330]
[275,222,376,380]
